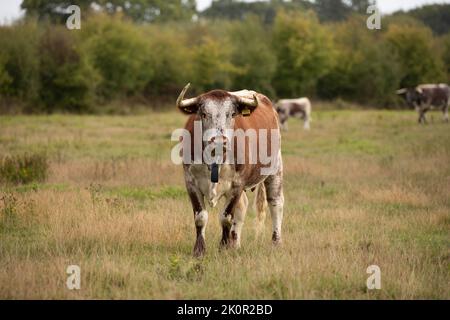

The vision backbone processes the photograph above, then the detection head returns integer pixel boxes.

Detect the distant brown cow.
[397,84,450,124]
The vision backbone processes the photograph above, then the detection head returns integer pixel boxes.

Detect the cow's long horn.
[236,94,258,108]
[176,83,198,109]
[396,88,407,95]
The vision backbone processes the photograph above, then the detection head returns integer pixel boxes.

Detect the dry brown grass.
[0,110,449,299]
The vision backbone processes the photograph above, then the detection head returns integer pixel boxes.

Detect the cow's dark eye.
[231,111,236,117]
[201,112,207,119]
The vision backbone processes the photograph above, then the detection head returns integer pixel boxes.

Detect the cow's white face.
[176,86,259,161]
[200,98,236,145]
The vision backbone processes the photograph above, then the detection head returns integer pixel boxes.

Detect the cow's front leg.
[185,177,208,257]
[443,105,449,123]
[230,192,248,248]
[219,188,244,248]
[418,109,427,124]
[303,117,311,130]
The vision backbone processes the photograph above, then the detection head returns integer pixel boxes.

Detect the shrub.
[142,22,192,97]
[385,21,446,87]
[318,16,402,106]
[38,25,98,113]
[228,16,277,95]
[0,153,49,185]
[0,20,40,104]
[82,15,153,101]
[272,10,335,97]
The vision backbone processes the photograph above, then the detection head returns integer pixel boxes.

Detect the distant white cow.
[275,98,312,130]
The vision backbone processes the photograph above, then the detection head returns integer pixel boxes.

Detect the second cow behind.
[275,98,312,131]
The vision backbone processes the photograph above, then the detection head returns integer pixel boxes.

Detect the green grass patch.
[107,185,186,201]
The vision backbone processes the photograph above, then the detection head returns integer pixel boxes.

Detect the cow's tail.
[254,182,267,233]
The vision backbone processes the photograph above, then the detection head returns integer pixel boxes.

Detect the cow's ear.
[178,103,199,115]
[235,94,259,117]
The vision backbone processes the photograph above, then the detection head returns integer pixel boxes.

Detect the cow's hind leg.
[264,165,284,245]
[254,183,267,236]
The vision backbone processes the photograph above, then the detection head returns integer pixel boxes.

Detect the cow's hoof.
[219,239,231,250]
[193,236,206,258]
[272,232,282,246]
[229,231,241,249]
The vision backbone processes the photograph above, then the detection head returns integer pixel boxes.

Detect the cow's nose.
[209,136,229,145]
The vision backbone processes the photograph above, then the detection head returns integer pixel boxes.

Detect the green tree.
[272,10,334,97]
[442,34,450,82]
[21,0,93,22]
[97,0,197,23]
[190,36,237,92]
[318,16,401,106]
[82,15,153,100]
[391,4,450,36]
[143,22,192,96]
[38,26,98,112]
[228,16,276,95]
[0,21,40,103]
[315,0,351,22]
[350,0,376,14]
[21,0,197,23]
[385,22,446,87]
[0,53,12,93]
[202,0,311,24]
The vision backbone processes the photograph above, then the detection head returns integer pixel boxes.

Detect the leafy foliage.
[385,22,446,87]
[272,10,334,97]
[82,15,151,100]
[0,153,49,185]
[392,4,450,36]
[0,1,449,111]
[318,16,401,106]
[38,25,98,112]
[21,0,196,23]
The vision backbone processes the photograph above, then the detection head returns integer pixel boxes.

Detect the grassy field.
[0,109,449,299]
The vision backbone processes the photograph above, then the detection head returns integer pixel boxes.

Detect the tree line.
[0,0,449,113]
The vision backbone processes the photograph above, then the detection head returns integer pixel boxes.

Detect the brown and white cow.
[176,84,284,257]
[275,98,312,131]
[396,84,450,124]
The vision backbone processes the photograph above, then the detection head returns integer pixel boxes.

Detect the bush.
[142,22,192,97]
[228,16,277,95]
[82,15,153,101]
[0,153,49,185]
[0,21,40,104]
[272,10,335,97]
[385,21,446,87]
[318,16,402,106]
[0,9,447,112]
[38,25,99,113]
[441,34,450,83]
